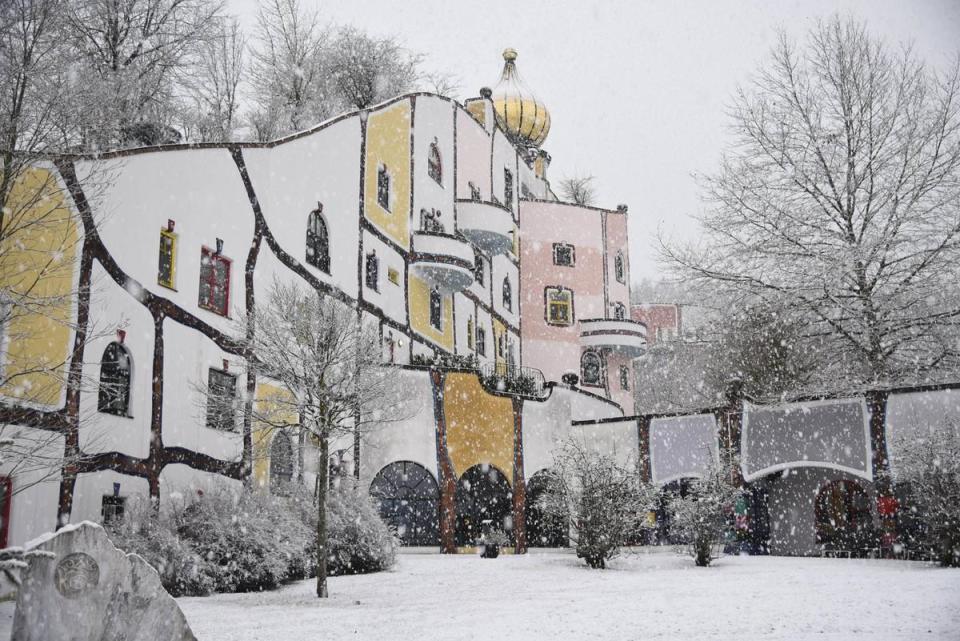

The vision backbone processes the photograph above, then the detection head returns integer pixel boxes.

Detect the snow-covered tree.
[661,16,960,387]
[667,460,739,567]
[895,421,960,567]
[234,281,408,598]
[558,174,596,206]
[538,440,653,569]
[181,16,245,142]
[327,26,420,111]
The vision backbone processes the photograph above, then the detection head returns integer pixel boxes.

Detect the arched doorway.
[525,470,567,547]
[815,479,874,554]
[269,432,294,493]
[455,464,513,546]
[369,461,440,546]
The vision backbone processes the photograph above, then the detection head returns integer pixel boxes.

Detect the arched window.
[270,432,294,492]
[370,461,440,546]
[98,342,132,416]
[428,142,442,184]
[614,252,626,284]
[580,350,603,387]
[306,206,330,273]
[502,277,512,312]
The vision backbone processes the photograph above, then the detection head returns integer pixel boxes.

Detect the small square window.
[553,243,575,267]
[388,267,400,286]
[101,495,126,525]
[546,287,574,326]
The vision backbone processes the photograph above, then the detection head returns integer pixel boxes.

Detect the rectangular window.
[365,252,379,292]
[474,253,485,286]
[429,289,442,330]
[619,365,630,390]
[199,247,231,316]
[387,267,400,286]
[469,182,481,202]
[553,243,575,267]
[158,229,177,289]
[467,317,474,350]
[206,368,237,431]
[477,327,486,356]
[101,495,126,525]
[504,168,514,207]
[377,165,390,211]
[546,287,574,326]
[0,477,11,548]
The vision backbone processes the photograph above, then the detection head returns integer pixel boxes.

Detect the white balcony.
[456,199,514,255]
[410,232,475,292]
[579,318,648,356]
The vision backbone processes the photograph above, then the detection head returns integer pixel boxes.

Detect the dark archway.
[525,470,567,547]
[455,464,513,546]
[815,479,874,554]
[369,461,440,546]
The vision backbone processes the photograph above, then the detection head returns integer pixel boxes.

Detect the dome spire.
[491,48,550,149]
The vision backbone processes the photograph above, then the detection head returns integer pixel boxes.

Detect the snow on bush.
[107,483,395,596]
[538,440,654,569]
[894,421,960,567]
[666,461,739,567]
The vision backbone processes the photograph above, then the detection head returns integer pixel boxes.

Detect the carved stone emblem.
[54,552,100,598]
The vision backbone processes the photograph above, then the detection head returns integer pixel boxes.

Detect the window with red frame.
[199,246,231,316]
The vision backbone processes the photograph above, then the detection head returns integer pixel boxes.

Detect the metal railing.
[478,362,547,399]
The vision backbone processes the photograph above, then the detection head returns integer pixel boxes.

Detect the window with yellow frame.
[158,226,178,289]
[545,286,573,326]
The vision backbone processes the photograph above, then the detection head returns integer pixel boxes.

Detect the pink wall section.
[456,109,492,201]
[519,200,634,414]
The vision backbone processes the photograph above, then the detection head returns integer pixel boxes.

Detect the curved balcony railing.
[478,362,548,399]
[456,199,514,256]
[410,231,475,292]
[579,318,648,356]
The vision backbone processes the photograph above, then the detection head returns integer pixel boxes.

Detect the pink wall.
[455,108,491,201]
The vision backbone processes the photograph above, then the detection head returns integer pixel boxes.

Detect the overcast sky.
[227,0,960,283]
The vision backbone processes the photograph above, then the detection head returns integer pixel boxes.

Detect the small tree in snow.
[667,461,739,567]
[896,421,960,567]
[238,281,408,598]
[538,440,652,569]
[558,174,596,206]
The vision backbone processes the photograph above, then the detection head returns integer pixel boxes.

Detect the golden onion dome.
[491,48,551,148]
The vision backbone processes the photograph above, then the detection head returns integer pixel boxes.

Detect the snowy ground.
[3,549,959,640]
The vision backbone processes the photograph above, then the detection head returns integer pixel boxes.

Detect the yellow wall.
[0,166,78,407]
[252,381,298,490]
[408,274,453,351]
[364,100,411,250]
[443,372,514,484]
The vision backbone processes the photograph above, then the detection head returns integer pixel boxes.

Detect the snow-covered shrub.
[667,462,739,567]
[539,440,654,569]
[325,479,398,576]
[895,422,960,567]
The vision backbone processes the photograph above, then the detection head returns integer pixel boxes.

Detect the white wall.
[0,426,64,545]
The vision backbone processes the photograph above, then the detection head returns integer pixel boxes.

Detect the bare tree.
[247,0,329,138]
[660,16,960,387]
[558,174,596,206]
[235,281,408,598]
[62,0,225,148]
[182,16,245,142]
[328,26,420,111]
[538,440,653,569]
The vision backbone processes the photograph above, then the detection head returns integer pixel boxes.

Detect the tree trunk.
[316,435,329,598]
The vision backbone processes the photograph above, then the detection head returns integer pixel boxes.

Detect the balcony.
[456,199,514,255]
[579,318,648,356]
[410,231,475,292]
[478,363,548,399]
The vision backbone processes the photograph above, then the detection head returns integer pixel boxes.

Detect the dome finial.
[503,48,518,63]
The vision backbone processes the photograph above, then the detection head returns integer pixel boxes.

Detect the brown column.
[430,369,457,553]
[866,390,897,553]
[720,379,746,487]
[512,397,527,554]
[637,416,651,483]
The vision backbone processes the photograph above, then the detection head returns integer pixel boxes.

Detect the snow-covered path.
[172,550,960,641]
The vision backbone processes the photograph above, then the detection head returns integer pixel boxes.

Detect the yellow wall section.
[408,274,453,351]
[443,372,514,484]
[364,101,411,250]
[465,101,486,126]
[252,381,298,490]
[0,166,78,407]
